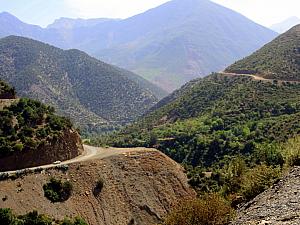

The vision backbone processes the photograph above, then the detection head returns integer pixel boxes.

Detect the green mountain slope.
[226,25,300,81]
[100,26,300,198]
[0,36,165,132]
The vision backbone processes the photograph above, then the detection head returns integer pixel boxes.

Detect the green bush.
[0,208,88,225]
[282,136,300,166]
[43,178,73,202]
[162,194,234,225]
[241,164,281,201]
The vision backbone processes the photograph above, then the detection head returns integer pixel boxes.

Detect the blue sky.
[1,0,300,27]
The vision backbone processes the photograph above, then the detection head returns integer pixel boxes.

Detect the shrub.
[162,194,234,225]
[282,136,300,166]
[0,208,13,225]
[93,178,104,196]
[241,164,281,201]
[0,208,88,225]
[43,178,73,202]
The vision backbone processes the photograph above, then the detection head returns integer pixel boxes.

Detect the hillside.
[0,0,277,91]
[0,148,196,225]
[0,36,165,133]
[226,25,300,81]
[0,80,83,171]
[98,26,300,204]
[232,166,300,224]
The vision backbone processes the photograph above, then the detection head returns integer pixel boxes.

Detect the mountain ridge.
[0,35,165,133]
[0,0,277,91]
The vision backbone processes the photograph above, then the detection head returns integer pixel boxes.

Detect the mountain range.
[0,36,165,133]
[0,0,277,92]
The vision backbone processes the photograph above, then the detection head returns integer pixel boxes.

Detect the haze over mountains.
[270,16,300,33]
[0,36,164,132]
[0,0,277,92]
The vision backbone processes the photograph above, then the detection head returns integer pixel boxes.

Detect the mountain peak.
[0,11,20,21]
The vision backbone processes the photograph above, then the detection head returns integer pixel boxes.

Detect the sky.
[0,0,300,28]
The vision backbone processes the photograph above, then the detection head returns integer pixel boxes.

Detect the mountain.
[92,0,277,91]
[270,16,300,33]
[0,36,165,133]
[47,17,120,30]
[101,25,300,202]
[0,0,277,92]
[226,25,300,81]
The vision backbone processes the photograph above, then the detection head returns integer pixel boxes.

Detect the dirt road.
[219,72,300,84]
[3,145,155,174]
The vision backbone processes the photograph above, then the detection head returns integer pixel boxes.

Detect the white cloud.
[65,0,170,19]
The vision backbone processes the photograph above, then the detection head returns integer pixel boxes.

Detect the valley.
[1,0,300,224]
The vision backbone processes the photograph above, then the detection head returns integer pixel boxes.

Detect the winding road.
[219,71,300,84]
[3,145,154,175]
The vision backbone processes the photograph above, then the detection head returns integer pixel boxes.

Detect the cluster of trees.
[92,74,300,212]
[43,177,73,202]
[0,208,87,225]
[0,81,15,99]
[0,98,72,158]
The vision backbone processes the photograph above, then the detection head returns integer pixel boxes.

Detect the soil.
[0,149,196,225]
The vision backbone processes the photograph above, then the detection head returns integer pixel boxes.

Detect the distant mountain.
[226,25,300,81]
[47,17,120,30]
[0,0,277,92]
[0,36,165,132]
[270,16,300,33]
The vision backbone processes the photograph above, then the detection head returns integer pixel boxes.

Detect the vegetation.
[93,178,104,196]
[161,194,234,225]
[43,177,73,202]
[0,97,72,158]
[0,36,164,134]
[0,80,15,99]
[0,208,88,225]
[226,25,300,81]
[94,71,300,204]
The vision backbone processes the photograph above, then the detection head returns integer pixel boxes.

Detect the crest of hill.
[225,25,300,81]
[0,36,166,132]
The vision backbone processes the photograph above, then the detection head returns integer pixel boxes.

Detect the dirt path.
[219,72,300,84]
[3,145,155,174]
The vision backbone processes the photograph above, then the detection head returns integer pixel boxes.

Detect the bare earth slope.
[232,167,300,225]
[0,147,196,225]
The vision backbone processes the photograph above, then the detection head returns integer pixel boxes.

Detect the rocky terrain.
[0,149,196,225]
[232,167,300,225]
